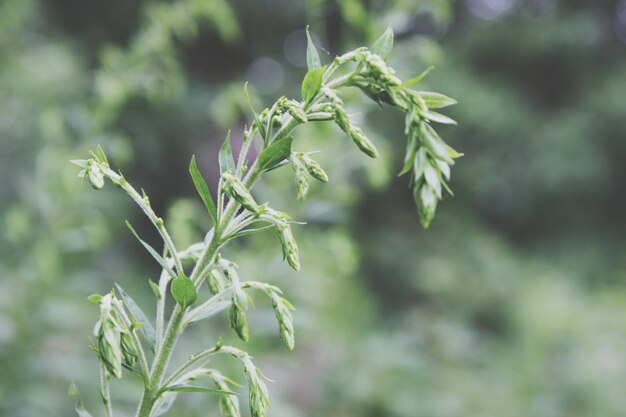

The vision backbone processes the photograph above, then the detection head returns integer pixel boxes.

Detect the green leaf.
[115,284,156,352]
[398,134,418,177]
[87,294,102,305]
[68,382,94,417]
[421,110,457,125]
[301,66,326,104]
[162,384,236,395]
[243,83,265,139]
[371,27,394,60]
[125,221,177,279]
[95,145,108,165]
[417,92,457,109]
[189,155,218,225]
[149,279,161,300]
[171,274,197,309]
[398,66,434,89]
[258,136,293,172]
[305,26,321,70]
[219,131,235,174]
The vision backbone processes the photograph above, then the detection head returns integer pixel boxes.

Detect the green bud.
[270,293,295,350]
[349,127,379,158]
[120,331,138,368]
[229,286,249,342]
[333,104,350,133]
[222,172,260,213]
[301,154,329,182]
[206,270,224,295]
[416,183,438,229]
[291,158,309,201]
[86,160,105,189]
[277,221,300,271]
[287,100,307,123]
[93,294,123,378]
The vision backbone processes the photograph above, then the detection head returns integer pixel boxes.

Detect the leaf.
[301,66,326,104]
[115,284,156,352]
[258,136,293,172]
[243,83,265,139]
[95,145,108,165]
[189,155,218,225]
[371,27,394,60]
[305,26,321,70]
[68,382,94,417]
[417,92,457,109]
[219,131,235,174]
[171,274,197,309]
[421,110,457,125]
[149,280,161,300]
[398,66,434,89]
[152,392,177,417]
[187,300,231,325]
[87,294,102,305]
[398,134,418,177]
[125,221,177,279]
[162,384,237,395]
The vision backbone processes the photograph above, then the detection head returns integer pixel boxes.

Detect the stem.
[102,167,183,274]
[100,363,114,417]
[134,90,310,417]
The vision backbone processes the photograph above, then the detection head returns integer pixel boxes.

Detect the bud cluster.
[92,293,139,378]
[268,291,295,350]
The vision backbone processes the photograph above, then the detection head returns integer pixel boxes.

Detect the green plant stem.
[100,363,113,417]
[101,168,183,274]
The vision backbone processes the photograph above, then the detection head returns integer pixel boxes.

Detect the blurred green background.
[2,0,626,416]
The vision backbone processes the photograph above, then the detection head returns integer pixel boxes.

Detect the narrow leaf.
[243,83,265,139]
[187,300,231,324]
[68,382,94,417]
[371,27,394,59]
[417,92,457,109]
[162,385,237,395]
[149,280,161,299]
[125,221,177,279]
[398,66,434,88]
[219,131,235,174]
[421,110,457,125]
[189,155,218,225]
[398,134,418,177]
[171,274,197,309]
[115,284,156,352]
[301,66,326,104]
[258,136,293,172]
[305,26,321,70]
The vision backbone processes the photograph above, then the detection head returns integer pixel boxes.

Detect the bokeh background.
[2,0,626,416]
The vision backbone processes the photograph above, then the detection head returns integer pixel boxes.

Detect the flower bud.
[349,127,379,158]
[229,286,249,342]
[270,292,295,350]
[93,294,123,378]
[301,154,329,182]
[86,160,105,189]
[415,183,438,229]
[291,159,309,201]
[287,100,307,123]
[222,172,260,213]
[206,270,224,295]
[277,221,300,271]
[120,330,138,368]
[333,105,351,133]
